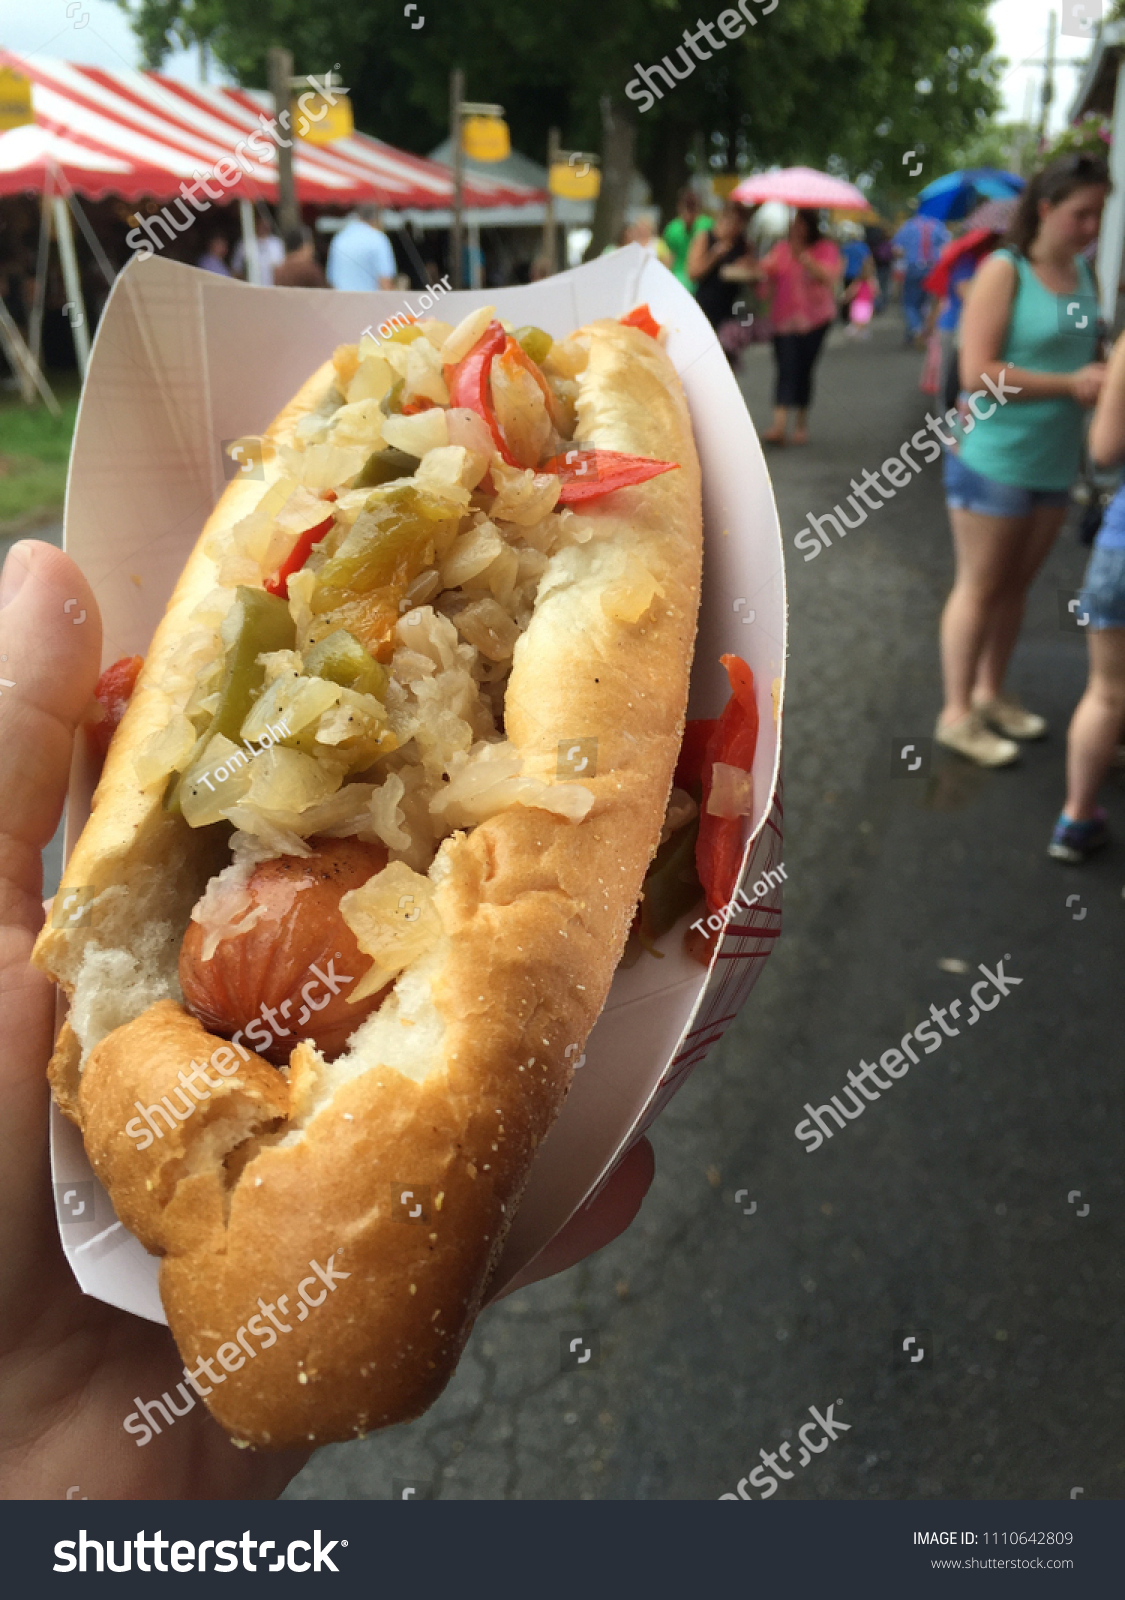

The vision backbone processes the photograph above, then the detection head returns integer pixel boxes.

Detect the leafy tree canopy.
[118,0,1001,214]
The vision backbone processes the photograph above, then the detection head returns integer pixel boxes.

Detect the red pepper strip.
[85,654,144,763]
[620,303,662,339]
[696,654,759,914]
[401,396,436,415]
[541,448,678,505]
[675,717,718,791]
[443,320,519,466]
[264,513,334,599]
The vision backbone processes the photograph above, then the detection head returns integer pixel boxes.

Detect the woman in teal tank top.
[935,154,1109,767]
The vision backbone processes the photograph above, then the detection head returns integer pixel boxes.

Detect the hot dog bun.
[33,318,702,1447]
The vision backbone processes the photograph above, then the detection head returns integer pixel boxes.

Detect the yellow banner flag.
[549,161,601,201]
[0,68,34,132]
[294,93,354,144]
[462,115,510,163]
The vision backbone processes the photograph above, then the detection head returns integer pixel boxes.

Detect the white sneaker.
[972,693,1047,741]
[935,710,1019,767]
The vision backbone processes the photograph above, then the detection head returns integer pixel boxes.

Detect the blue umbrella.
[916,168,1024,222]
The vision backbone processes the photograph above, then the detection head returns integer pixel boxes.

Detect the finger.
[485,1137,655,1304]
[0,541,101,1312]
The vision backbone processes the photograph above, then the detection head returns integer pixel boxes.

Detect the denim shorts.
[1079,543,1125,630]
[943,450,1071,517]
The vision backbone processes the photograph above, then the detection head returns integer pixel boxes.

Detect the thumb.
[0,540,102,1309]
[0,541,102,930]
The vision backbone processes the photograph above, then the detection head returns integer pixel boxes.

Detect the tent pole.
[467,217,483,289]
[28,171,53,373]
[240,198,263,284]
[542,127,558,273]
[51,197,90,377]
[0,296,60,415]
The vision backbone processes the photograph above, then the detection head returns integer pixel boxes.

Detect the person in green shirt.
[663,188,711,289]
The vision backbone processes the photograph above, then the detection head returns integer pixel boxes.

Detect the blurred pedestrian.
[272,226,327,288]
[628,216,673,267]
[232,211,285,285]
[1049,330,1125,859]
[196,235,231,277]
[842,250,877,339]
[687,199,757,366]
[935,153,1109,767]
[326,204,397,291]
[742,208,842,446]
[893,206,949,345]
[925,226,1005,410]
[839,230,872,323]
[663,187,711,289]
[866,223,894,311]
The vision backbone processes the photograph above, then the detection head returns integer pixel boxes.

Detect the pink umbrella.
[730,166,867,210]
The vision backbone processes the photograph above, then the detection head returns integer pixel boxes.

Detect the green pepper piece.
[639,815,703,942]
[312,485,459,608]
[380,377,405,416]
[515,325,553,365]
[304,628,388,698]
[353,446,419,488]
[165,586,295,813]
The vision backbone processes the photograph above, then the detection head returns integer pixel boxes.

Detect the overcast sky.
[0,0,1105,131]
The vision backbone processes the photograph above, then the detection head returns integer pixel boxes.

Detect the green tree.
[118,0,1001,245]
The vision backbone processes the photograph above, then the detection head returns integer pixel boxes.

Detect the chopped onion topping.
[707,761,754,820]
[439,304,496,366]
[339,860,442,998]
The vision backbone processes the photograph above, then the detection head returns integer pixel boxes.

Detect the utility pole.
[450,68,465,289]
[542,126,559,274]
[267,46,300,238]
[1038,9,1058,147]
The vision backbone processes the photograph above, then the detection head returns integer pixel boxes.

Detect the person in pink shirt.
[747,209,843,445]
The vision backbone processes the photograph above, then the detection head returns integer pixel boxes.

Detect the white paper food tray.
[50,244,786,1322]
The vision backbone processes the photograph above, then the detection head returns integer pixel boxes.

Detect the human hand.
[0,540,654,1498]
[1070,363,1107,407]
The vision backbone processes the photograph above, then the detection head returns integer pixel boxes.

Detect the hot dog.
[32,301,703,1447]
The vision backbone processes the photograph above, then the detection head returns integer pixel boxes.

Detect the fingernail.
[0,542,31,609]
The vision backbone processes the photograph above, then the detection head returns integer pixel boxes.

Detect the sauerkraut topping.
[158,305,671,912]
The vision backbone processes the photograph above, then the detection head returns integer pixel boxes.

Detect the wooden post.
[450,67,465,289]
[239,198,263,284]
[542,126,559,274]
[268,46,300,238]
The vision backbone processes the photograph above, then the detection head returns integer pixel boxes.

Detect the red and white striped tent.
[0,51,541,211]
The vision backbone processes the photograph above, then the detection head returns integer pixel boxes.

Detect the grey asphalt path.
[19,331,1120,1503]
[281,313,1123,1502]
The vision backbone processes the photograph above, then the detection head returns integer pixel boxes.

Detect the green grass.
[0,377,81,529]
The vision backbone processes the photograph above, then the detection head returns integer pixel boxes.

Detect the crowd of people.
[607,162,1125,869]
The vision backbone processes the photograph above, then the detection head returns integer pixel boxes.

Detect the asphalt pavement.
[23,312,1123,1502]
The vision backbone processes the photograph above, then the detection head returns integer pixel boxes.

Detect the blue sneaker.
[1048,809,1109,863]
